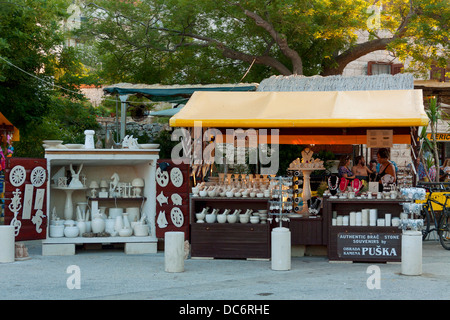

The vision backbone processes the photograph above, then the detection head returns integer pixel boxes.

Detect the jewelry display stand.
[288,148,325,215]
[269,176,293,226]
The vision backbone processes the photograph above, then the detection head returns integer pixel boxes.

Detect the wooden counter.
[323,197,404,262]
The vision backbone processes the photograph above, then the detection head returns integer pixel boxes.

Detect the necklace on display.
[308,197,321,215]
[328,176,339,196]
[339,178,349,192]
[328,176,339,190]
[351,178,362,194]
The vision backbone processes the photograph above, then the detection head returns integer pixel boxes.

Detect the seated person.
[338,155,355,180]
[352,156,373,181]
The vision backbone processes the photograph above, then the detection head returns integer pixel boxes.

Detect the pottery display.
[64,225,79,238]
[84,130,95,149]
[250,216,260,224]
[239,214,249,223]
[65,144,84,149]
[119,227,133,237]
[131,178,144,197]
[133,224,149,236]
[126,207,140,223]
[195,212,206,223]
[91,214,106,233]
[227,210,240,223]
[43,140,65,149]
[205,209,218,223]
[104,217,115,234]
[76,220,86,236]
[50,225,64,237]
[217,209,230,223]
[114,216,124,232]
[109,208,123,219]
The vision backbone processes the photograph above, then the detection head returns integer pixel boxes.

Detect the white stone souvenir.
[157,210,168,228]
[34,189,45,210]
[30,166,46,187]
[170,167,184,188]
[131,178,144,197]
[9,165,26,187]
[84,130,95,149]
[110,173,120,197]
[171,193,183,206]
[156,191,169,206]
[68,164,84,188]
[156,167,169,187]
[22,184,34,220]
[170,207,184,227]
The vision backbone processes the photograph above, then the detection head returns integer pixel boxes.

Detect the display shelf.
[43,235,156,244]
[288,216,325,245]
[87,197,147,202]
[190,196,271,259]
[190,223,270,259]
[45,149,159,255]
[324,197,403,262]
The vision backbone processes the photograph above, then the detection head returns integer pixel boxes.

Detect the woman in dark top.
[375,148,396,191]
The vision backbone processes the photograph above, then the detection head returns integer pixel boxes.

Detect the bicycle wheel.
[439,211,450,250]
[420,205,431,240]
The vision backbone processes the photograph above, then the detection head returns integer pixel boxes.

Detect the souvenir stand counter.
[169,85,429,262]
[42,145,159,255]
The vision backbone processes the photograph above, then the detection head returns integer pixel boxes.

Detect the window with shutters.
[430,65,449,82]
[367,61,403,75]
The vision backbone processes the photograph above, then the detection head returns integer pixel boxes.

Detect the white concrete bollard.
[401,230,422,276]
[271,227,291,271]
[0,226,15,263]
[164,231,185,273]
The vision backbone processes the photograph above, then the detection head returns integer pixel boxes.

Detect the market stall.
[169,82,429,261]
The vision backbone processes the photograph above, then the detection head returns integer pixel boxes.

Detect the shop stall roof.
[0,112,19,141]
[169,89,428,129]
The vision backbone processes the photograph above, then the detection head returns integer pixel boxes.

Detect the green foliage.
[276,144,305,176]
[0,0,102,158]
[153,129,178,160]
[77,0,449,83]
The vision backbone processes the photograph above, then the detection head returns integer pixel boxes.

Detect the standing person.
[352,156,373,181]
[416,157,427,181]
[338,155,355,180]
[369,159,378,181]
[376,148,396,191]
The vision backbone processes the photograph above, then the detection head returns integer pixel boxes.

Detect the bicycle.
[417,183,450,250]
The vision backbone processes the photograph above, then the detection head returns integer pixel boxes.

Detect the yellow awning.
[0,112,19,141]
[169,89,428,128]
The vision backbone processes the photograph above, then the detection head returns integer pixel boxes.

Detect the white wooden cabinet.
[42,149,159,255]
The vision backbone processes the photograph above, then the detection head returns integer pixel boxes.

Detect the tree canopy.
[0,0,100,157]
[79,0,449,84]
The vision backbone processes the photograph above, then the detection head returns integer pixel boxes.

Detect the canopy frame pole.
[119,94,129,142]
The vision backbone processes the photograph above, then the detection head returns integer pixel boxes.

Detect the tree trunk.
[432,121,440,182]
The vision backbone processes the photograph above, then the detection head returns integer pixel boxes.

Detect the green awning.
[103,83,258,102]
[150,107,183,117]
